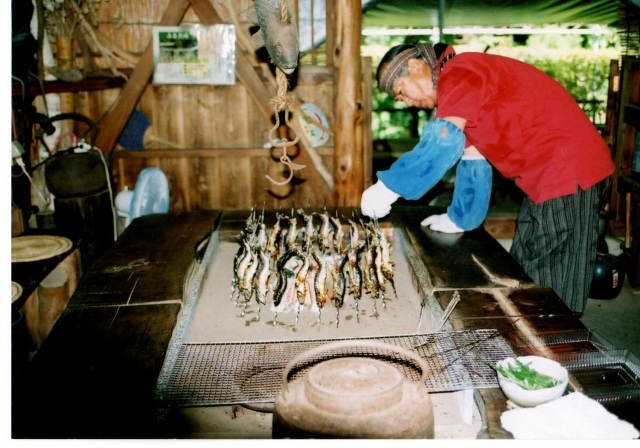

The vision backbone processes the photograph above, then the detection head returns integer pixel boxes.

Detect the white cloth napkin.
[500,392,639,439]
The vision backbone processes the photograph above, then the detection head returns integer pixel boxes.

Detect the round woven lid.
[11,281,23,303]
[11,235,73,263]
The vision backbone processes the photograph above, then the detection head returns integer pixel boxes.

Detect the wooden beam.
[94,0,191,152]
[332,0,364,206]
[114,146,331,159]
[12,73,130,97]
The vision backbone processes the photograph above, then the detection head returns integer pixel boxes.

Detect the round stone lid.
[304,357,404,413]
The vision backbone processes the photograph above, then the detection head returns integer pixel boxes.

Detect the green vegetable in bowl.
[493,358,563,390]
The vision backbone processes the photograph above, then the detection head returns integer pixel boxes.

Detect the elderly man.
[361,42,614,313]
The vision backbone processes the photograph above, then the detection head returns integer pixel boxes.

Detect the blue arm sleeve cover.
[377,119,465,200]
[447,158,493,230]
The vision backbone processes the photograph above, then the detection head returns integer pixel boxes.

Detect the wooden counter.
[10,207,617,439]
[12,211,220,438]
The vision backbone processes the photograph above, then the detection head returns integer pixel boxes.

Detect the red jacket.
[436,52,614,203]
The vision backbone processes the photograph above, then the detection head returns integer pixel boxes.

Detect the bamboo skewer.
[434,290,461,332]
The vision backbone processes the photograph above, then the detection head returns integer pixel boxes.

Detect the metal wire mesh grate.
[514,329,616,353]
[156,329,515,407]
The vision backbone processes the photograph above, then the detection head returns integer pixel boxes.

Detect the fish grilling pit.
[190,211,431,340]
[154,209,516,438]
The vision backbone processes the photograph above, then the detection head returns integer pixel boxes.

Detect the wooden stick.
[434,290,460,332]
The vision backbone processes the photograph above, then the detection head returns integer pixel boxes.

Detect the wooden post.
[362,56,373,189]
[333,0,364,206]
[325,0,335,67]
[604,60,620,150]
[612,56,636,229]
[23,266,70,349]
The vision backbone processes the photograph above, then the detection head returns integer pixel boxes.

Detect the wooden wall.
[111,65,336,211]
[114,67,333,210]
[56,0,368,212]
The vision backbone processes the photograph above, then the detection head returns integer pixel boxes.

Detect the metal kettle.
[273,340,434,439]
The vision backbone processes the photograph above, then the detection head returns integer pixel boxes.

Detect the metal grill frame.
[155,329,515,407]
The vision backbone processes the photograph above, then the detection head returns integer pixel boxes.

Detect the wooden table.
[10,207,623,439]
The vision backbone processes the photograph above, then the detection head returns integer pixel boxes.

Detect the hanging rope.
[280,0,288,23]
[265,0,305,186]
[265,96,305,186]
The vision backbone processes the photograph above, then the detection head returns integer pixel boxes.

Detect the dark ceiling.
[361,0,622,28]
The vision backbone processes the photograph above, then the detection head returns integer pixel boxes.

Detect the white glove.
[361,180,400,218]
[421,213,464,233]
[461,153,486,160]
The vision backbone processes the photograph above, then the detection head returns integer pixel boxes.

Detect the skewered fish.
[284,215,298,250]
[331,253,348,308]
[272,247,301,307]
[233,239,253,302]
[312,251,330,309]
[329,213,345,254]
[295,250,311,305]
[254,249,271,306]
[268,213,283,262]
[231,208,397,321]
[298,209,315,252]
[315,210,332,251]
[241,247,260,302]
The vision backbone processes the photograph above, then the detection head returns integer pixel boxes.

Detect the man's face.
[389,58,437,109]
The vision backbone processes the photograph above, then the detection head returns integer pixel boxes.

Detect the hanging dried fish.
[248,0,300,75]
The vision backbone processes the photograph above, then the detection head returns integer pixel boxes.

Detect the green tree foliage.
[363,30,621,140]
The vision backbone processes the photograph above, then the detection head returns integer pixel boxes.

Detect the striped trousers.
[509,180,607,314]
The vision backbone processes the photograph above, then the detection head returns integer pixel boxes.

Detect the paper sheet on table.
[501,392,639,439]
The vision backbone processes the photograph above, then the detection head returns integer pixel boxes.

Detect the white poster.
[153,25,236,85]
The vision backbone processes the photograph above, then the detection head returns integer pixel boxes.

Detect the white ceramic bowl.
[496,356,569,407]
